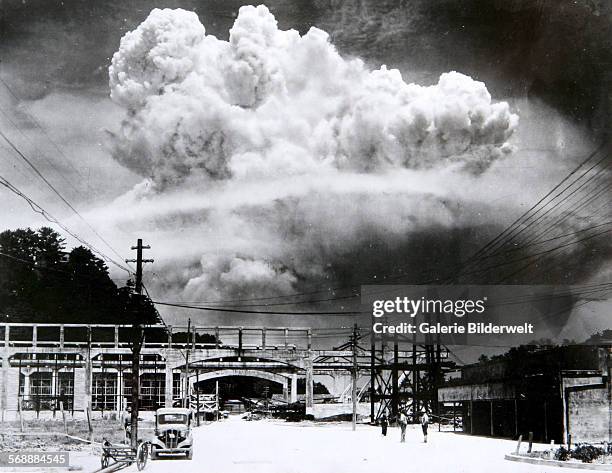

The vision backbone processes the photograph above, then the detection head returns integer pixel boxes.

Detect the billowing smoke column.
[108,5,518,302]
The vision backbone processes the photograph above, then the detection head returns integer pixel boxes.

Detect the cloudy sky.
[0,0,610,348]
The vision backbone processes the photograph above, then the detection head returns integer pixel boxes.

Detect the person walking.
[399,410,408,443]
[380,413,388,436]
[421,411,429,443]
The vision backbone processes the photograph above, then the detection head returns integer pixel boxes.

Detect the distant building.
[438,346,611,444]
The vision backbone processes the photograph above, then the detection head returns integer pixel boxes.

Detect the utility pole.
[196,368,200,427]
[125,239,153,449]
[370,313,376,424]
[352,324,359,431]
[215,380,219,422]
[183,318,192,409]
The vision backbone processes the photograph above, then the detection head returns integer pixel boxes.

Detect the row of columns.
[1,325,313,350]
[1,350,315,415]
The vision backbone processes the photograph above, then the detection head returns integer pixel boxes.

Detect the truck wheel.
[187,448,193,460]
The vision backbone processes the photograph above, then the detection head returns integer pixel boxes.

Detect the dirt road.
[125,416,581,473]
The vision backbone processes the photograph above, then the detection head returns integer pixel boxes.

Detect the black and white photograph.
[0,1,610,472]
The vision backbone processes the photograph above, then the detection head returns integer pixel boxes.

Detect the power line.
[144,144,611,315]
[444,152,610,282]
[0,75,88,184]
[0,127,131,273]
[0,251,128,284]
[492,229,610,283]
[0,101,85,198]
[516,180,611,250]
[159,292,360,308]
[458,142,607,266]
[0,173,131,273]
[152,300,362,316]
[481,162,610,261]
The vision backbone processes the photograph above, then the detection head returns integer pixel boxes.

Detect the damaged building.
[438,345,611,444]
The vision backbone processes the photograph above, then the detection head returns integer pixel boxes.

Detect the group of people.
[379,410,429,443]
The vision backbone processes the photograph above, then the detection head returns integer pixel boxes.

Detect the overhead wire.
[0,173,131,273]
[0,126,131,274]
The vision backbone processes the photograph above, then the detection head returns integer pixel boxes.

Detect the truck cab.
[150,408,194,460]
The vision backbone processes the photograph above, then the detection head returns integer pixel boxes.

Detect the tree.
[0,227,161,326]
[585,330,612,344]
[0,227,66,322]
[116,285,161,326]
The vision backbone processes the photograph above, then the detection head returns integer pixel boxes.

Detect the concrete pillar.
[1,358,6,416]
[284,329,289,348]
[7,367,20,415]
[23,369,31,396]
[51,370,58,396]
[114,326,119,349]
[165,364,173,408]
[2,327,9,416]
[262,329,266,349]
[32,325,37,348]
[331,374,339,398]
[117,369,124,413]
[73,350,90,413]
[283,379,288,402]
[59,326,64,349]
[73,365,87,412]
[85,352,92,411]
[291,373,298,403]
[305,353,314,411]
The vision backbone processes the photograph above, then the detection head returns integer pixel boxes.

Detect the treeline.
[0,227,160,325]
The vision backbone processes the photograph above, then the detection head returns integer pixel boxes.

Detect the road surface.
[125,416,584,473]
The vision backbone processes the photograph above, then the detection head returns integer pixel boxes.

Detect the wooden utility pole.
[184,318,191,409]
[196,368,200,427]
[370,313,376,424]
[352,324,359,431]
[125,239,153,449]
[215,380,219,422]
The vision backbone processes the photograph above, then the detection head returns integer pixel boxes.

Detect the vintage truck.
[149,407,194,460]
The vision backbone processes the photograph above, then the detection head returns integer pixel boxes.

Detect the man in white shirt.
[399,410,408,442]
[421,411,429,443]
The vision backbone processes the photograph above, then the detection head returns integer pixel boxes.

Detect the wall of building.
[567,384,609,444]
[440,386,563,442]
[0,346,315,420]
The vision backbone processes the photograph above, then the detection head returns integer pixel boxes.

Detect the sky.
[0,0,610,353]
